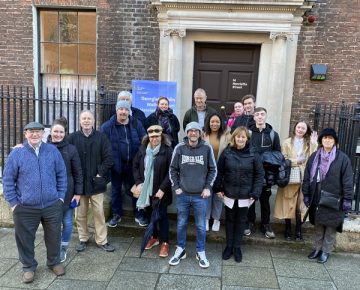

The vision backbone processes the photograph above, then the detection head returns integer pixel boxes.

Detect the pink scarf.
[310,146,337,182]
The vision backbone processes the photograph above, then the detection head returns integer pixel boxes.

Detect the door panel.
[193,43,260,115]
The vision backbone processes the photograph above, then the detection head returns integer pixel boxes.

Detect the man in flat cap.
[3,121,67,283]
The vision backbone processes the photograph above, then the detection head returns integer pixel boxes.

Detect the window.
[39,10,96,129]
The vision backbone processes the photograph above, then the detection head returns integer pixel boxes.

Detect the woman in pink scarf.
[227,102,244,128]
[302,128,353,264]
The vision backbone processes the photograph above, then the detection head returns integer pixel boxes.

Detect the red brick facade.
[291,0,360,127]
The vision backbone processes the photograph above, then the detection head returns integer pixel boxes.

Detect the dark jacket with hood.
[68,129,113,195]
[101,115,146,173]
[169,137,217,194]
[132,140,174,207]
[230,114,255,133]
[147,109,180,148]
[48,137,83,209]
[249,123,281,155]
[302,149,353,232]
[213,144,264,200]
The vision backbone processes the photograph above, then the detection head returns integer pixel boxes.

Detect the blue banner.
[132,80,177,117]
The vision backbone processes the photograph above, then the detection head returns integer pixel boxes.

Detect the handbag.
[318,189,341,210]
[289,166,301,184]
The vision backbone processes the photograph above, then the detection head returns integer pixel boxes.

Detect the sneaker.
[169,246,186,266]
[159,242,169,257]
[22,271,34,284]
[196,251,210,268]
[206,219,209,232]
[135,217,149,227]
[145,237,159,250]
[75,241,88,252]
[262,224,276,239]
[212,220,220,232]
[244,222,255,236]
[60,245,68,263]
[97,242,115,252]
[107,214,121,227]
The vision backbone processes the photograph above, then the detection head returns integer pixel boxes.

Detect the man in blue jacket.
[101,100,147,227]
[3,122,67,284]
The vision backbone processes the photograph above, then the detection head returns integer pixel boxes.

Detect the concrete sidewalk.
[0,227,359,290]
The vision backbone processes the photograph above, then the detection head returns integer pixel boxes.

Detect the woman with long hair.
[302,128,353,263]
[133,125,173,257]
[202,112,231,231]
[48,117,83,262]
[147,96,180,148]
[214,127,264,262]
[274,121,317,240]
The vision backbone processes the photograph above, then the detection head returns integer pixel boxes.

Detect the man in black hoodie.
[245,107,281,239]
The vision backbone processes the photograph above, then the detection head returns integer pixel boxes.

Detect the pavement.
[1,219,360,290]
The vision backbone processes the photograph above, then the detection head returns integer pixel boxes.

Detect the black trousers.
[12,200,63,272]
[247,186,272,225]
[225,202,248,248]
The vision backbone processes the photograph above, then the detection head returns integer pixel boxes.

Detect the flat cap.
[24,122,45,130]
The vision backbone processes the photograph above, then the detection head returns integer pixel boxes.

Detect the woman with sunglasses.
[147,96,180,148]
[133,125,173,257]
[47,117,83,263]
[202,112,231,232]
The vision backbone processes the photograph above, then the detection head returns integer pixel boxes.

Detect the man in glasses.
[101,100,147,227]
[169,122,217,268]
[3,122,67,283]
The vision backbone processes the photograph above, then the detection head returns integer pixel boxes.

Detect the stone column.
[162,28,186,117]
[267,32,293,135]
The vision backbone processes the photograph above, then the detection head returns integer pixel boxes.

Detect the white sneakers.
[206,219,209,231]
[212,220,220,232]
[196,251,210,268]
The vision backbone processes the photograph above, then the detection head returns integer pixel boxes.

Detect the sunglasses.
[147,129,162,134]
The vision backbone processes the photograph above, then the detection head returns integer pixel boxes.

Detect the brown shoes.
[50,264,65,276]
[159,242,169,257]
[22,271,34,284]
[145,237,159,250]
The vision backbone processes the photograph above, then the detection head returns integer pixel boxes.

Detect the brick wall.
[0,0,160,91]
[291,0,360,130]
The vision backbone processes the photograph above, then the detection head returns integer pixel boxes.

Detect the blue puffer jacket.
[101,115,146,173]
[3,142,67,209]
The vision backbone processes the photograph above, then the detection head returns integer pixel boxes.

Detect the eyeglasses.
[147,129,162,134]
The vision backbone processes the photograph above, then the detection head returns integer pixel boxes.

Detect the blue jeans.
[176,193,208,252]
[111,167,143,219]
[61,207,73,246]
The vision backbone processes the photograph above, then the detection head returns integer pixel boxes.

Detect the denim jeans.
[61,207,74,246]
[176,193,208,252]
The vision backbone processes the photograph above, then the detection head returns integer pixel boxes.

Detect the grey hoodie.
[169,137,217,194]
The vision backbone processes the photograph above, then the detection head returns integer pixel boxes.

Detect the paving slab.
[222,286,276,290]
[327,268,360,290]
[47,279,107,290]
[157,273,221,290]
[222,265,278,289]
[273,258,331,281]
[222,245,273,268]
[117,256,170,274]
[277,276,336,290]
[324,252,360,272]
[0,263,57,289]
[106,270,158,290]
[0,258,18,277]
[270,247,310,261]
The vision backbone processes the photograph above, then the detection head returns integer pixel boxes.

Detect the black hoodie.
[249,123,281,155]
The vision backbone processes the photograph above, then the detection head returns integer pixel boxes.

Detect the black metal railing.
[313,101,360,213]
[0,85,117,177]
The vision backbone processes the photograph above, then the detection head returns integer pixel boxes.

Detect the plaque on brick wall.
[132,80,177,117]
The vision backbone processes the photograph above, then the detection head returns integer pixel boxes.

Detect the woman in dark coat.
[302,128,353,264]
[147,96,180,148]
[48,117,83,263]
[213,126,264,262]
[133,125,173,258]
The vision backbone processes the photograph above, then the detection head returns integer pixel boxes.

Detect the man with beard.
[101,100,147,227]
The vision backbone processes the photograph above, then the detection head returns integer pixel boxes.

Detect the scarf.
[227,112,237,128]
[136,143,161,209]
[310,146,337,182]
[156,108,172,135]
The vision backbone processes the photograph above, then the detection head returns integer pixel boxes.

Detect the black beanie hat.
[318,128,338,144]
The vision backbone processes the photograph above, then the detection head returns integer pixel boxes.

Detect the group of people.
[2,88,353,283]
